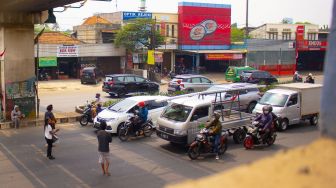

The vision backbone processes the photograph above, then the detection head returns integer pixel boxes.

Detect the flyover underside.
[0,0,82,12]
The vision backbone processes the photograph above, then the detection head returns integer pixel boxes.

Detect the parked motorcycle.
[39,72,48,81]
[243,121,277,149]
[118,113,154,141]
[79,104,94,126]
[188,128,228,160]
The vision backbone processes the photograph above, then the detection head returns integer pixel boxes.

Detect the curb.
[0,115,81,130]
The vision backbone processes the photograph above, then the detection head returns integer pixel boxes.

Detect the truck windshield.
[259,92,288,107]
[162,104,192,122]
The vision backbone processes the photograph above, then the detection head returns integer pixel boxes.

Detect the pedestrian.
[44,121,59,160]
[11,105,25,129]
[97,121,112,176]
[45,104,57,129]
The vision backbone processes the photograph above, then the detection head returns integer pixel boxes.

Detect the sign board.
[132,53,139,64]
[296,25,305,41]
[178,2,231,50]
[39,57,57,67]
[154,52,163,63]
[123,12,152,21]
[205,53,243,60]
[147,50,155,65]
[57,45,79,57]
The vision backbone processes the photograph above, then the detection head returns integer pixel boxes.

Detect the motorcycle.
[79,104,94,126]
[188,128,228,160]
[39,72,48,81]
[243,121,277,149]
[118,113,154,141]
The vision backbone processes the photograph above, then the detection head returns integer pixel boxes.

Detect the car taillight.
[108,81,114,86]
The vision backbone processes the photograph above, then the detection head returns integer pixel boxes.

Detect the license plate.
[161,133,168,139]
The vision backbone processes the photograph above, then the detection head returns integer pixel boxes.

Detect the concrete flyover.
[0,0,82,121]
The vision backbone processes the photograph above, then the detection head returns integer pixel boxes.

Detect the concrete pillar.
[0,12,38,120]
[320,0,336,138]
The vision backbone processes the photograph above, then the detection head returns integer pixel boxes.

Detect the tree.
[231,27,246,42]
[114,19,165,51]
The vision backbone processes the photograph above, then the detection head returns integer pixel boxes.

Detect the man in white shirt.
[44,123,59,160]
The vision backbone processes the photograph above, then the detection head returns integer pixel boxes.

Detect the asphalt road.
[0,122,319,188]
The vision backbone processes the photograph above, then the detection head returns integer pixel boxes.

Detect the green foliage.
[231,27,246,42]
[114,18,165,51]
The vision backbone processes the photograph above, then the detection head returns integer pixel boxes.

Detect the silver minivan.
[168,75,214,93]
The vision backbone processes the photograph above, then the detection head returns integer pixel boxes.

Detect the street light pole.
[245,0,249,67]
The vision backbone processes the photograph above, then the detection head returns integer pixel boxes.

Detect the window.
[191,106,209,121]
[288,94,298,106]
[191,77,201,83]
[201,78,212,83]
[147,100,168,110]
[308,33,317,40]
[116,76,124,82]
[268,32,278,40]
[124,76,135,82]
[183,78,191,83]
[172,25,175,38]
[166,25,170,37]
[135,77,145,82]
[282,32,291,40]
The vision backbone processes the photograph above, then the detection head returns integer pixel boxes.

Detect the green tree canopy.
[115,18,165,51]
[231,27,246,42]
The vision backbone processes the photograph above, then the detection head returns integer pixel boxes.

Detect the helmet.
[213,112,221,120]
[262,105,271,114]
[96,93,101,98]
[309,73,313,77]
[138,101,145,107]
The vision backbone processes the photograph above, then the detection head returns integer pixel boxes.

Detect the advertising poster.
[178,2,231,50]
[147,50,155,65]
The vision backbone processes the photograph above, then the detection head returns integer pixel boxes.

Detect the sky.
[55,0,333,30]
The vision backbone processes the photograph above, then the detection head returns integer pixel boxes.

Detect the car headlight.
[174,129,187,136]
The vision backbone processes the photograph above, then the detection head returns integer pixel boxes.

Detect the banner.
[132,53,139,64]
[39,57,57,67]
[178,2,231,50]
[155,52,163,63]
[147,50,155,65]
[123,12,152,21]
[205,53,243,60]
[57,45,79,57]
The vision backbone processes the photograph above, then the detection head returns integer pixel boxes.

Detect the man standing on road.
[97,121,112,176]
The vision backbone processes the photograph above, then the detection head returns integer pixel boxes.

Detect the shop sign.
[57,45,79,57]
[296,40,327,51]
[296,25,305,41]
[155,52,163,63]
[133,53,139,64]
[205,53,243,60]
[123,12,152,21]
[147,50,155,65]
[39,57,57,67]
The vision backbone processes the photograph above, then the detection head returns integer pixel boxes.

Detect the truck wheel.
[233,129,246,144]
[279,119,289,132]
[310,115,319,126]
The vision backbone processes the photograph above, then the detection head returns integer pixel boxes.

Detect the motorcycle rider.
[134,101,148,135]
[305,73,315,84]
[254,105,273,142]
[293,71,302,82]
[205,112,222,160]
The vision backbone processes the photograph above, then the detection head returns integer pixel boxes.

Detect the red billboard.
[178,2,231,50]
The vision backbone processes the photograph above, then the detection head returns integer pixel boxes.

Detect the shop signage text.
[39,57,57,67]
[57,45,79,57]
[123,12,152,21]
[205,53,243,60]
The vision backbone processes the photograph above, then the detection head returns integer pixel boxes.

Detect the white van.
[156,95,252,145]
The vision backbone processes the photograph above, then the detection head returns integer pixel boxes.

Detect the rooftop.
[38,32,82,45]
[82,16,112,25]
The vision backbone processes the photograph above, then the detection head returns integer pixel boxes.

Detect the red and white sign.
[178,2,231,49]
[205,53,243,60]
[57,45,79,57]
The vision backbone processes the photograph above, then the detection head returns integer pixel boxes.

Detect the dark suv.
[240,70,278,84]
[81,67,102,84]
[102,74,160,97]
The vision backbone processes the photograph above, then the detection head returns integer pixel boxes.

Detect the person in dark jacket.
[97,121,112,176]
[45,104,56,129]
[255,105,273,140]
[305,73,315,84]
[206,112,222,160]
[133,101,148,135]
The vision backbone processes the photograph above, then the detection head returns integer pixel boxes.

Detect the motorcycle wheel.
[243,136,254,149]
[79,115,89,126]
[233,129,246,144]
[188,145,200,160]
[218,142,228,155]
[143,123,153,137]
[118,124,130,142]
[266,134,276,146]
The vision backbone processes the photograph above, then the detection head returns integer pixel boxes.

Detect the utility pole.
[244,0,249,66]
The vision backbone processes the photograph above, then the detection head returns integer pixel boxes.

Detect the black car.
[102,74,160,97]
[81,67,103,84]
[240,70,278,84]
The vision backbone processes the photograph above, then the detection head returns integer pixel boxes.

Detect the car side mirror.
[191,115,199,121]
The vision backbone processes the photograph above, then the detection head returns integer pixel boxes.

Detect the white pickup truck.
[253,83,322,131]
